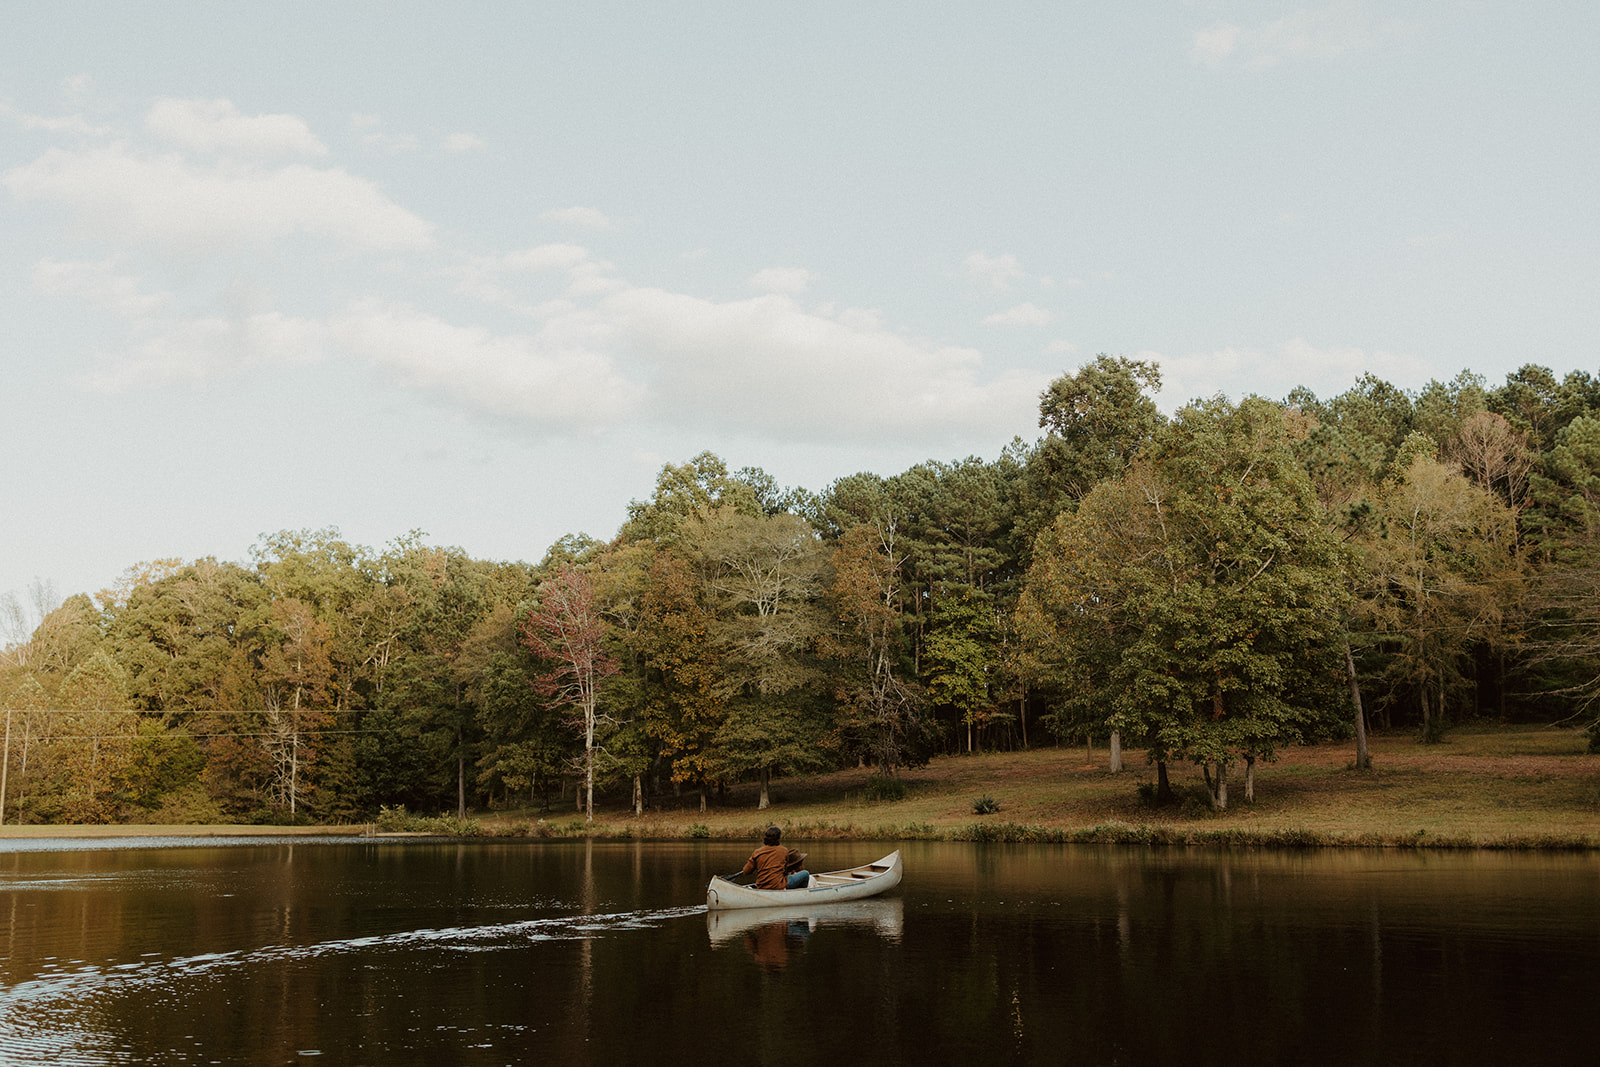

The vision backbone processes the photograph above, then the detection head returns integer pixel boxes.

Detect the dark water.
[1,838,1596,1066]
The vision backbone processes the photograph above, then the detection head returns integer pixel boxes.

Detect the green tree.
[824,524,929,776]
[684,509,829,809]
[620,452,769,542]
[1355,446,1523,740]
[44,651,137,822]
[0,670,51,823]
[924,589,999,753]
[1022,397,1351,808]
[1488,364,1598,453]
[1018,355,1165,554]
[630,547,724,811]
[1510,415,1600,743]
[1015,466,1161,774]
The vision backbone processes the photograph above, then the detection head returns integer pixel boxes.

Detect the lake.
[1,838,1596,1065]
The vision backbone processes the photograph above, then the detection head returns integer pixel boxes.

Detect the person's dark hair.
[763,826,781,846]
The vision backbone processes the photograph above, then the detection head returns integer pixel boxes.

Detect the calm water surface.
[1,837,1596,1065]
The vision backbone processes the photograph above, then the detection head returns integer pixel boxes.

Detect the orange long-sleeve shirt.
[740,844,791,890]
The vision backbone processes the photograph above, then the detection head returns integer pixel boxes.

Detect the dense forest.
[3,359,1599,824]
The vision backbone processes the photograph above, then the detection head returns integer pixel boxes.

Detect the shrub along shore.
[5,725,1596,850]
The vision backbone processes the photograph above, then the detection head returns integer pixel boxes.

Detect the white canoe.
[706,850,902,911]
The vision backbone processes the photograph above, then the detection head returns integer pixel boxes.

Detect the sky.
[3,1,1597,614]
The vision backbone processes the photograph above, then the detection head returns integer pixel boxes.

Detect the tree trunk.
[583,711,596,823]
[1207,760,1229,811]
[1244,754,1255,803]
[757,766,770,810]
[1156,760,1174,805]
[1109,730,1123,773]
[457,723,467,819]
[1346,642,1371,770]
[1085,734,1092,765]
[632,774,643,816]
[698,784,707,814]
[1,708,11,826]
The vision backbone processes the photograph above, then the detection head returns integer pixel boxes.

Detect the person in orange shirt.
[739,826,809,890]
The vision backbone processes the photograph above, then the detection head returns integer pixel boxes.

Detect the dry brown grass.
[490,723,1600,848]
[5,725,1592,848]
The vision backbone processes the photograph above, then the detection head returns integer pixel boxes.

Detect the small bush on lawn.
[864,776,909,802]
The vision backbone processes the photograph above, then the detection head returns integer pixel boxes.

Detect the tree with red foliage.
[520,564,618,822]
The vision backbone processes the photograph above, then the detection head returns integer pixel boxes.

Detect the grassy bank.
[4,724,1596,849]
[475,723,1600,849]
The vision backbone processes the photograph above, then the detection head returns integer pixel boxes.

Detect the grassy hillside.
[484,723,1600,848]
[4,724,1594,848]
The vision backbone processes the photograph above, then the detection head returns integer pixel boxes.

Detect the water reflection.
[707,898,904,971]
[0,839,1595,1065]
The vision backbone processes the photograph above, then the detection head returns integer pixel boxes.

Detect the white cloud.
[51,254,1048,444]
[13,105,1042,450]
[145,98,327,157]
[749,267,816,294]
[0,99,110,137]
[4,144,434,251]
[442,132,485,153]
[1192,4,1406,71]
[603,288,1047,442]
[983,302,1053,327]
[333,300,642,429]
[77,309,331,390]
[963,250,1028,289]
[348,112,421,153]
[33,258,170,318]
[1191,23,1243,68]
[494,243,597,273]
[541,205,615,230]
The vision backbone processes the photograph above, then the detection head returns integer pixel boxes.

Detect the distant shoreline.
[0,824,368,839]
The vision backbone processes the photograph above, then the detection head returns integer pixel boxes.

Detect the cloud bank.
[6,96,1048,449]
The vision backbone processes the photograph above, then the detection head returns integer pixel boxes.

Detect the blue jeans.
[786,870,810,889]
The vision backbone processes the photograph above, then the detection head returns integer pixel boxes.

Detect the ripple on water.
[0,904,707,1063]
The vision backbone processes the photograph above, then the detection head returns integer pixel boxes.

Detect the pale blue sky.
[3,1,1597,609]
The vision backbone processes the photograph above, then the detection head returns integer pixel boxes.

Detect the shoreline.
[0,824,370,839]
[1,821,1595,851]
[4,726,1595,849]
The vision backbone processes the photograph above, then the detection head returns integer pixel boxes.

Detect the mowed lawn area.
[3,724,1594,848]
[511,723,1600,847]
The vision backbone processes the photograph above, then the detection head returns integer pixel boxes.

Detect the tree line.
[3,359,1598,823]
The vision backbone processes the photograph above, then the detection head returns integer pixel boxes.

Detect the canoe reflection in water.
[706,898,904,971]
